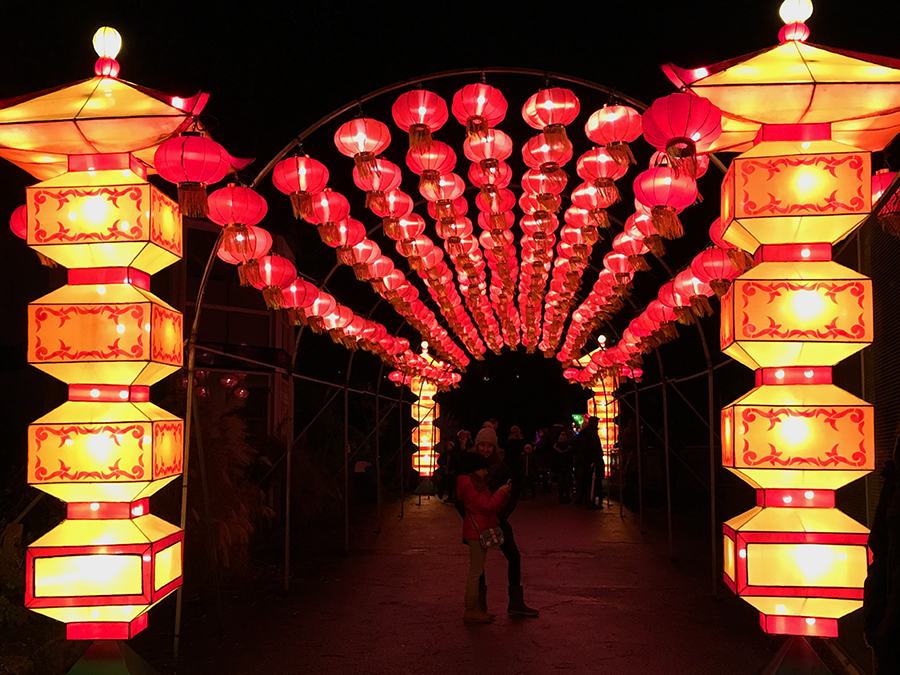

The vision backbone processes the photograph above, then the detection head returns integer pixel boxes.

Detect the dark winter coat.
[486,457,517,521]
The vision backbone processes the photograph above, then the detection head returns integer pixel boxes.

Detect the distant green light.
[572,414,584,430]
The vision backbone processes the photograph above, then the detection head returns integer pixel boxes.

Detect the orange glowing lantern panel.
[27,282,183,386]
[719,262,872,370]
[25,155,182,273]
[721,148,871,252]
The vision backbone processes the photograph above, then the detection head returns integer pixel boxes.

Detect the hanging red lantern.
[318,218,366,249]
[251,254,297,309]
[467,158,513,188]
[603,252,634,288]
[650,149,709,179]
[306,291,337,333]
[612,232,651,272]
[522,88,581,152]
[306,189,351,226]
[873,168,900,235]
[646,299,679,341]
[282,278,319,325]
[625,213,665,258]
[571,182,615,228]
[207,185,268,258]
[673,268,714,318]
[367,256,395,291]
[271,155,329,219]
[419,173,465,216]
[658,280,693,325]
[451,83,508,138]
[406,141,456,192]
[391,89,448,150]
[352,158,402,211]
[576,147,628,204]
[216,224,272,286]
[691,248,741,299]
[153,132,231,218]
[427,196,468,221]
[334,118,391,179]
[522,132,573,174]
[585,105,643,166]
[709,217,754,271]
[633,167,698,240]
[344,239,381,280]
[521,169,566,213]
[519,193,561,216]
[641,92,722,178]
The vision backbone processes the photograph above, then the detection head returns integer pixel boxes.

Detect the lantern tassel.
[290,191,314,220]
[690,294,713,318]
[543,124,571,154]
[35,251,58,268]
[435,200,456,220]
[606,141,635,166]
[727,248,755,272]
[710,279,732,299]
[223,224,252,258]
[419,170,440,192]
[879,213,900,237]
[673,306,695,325]
[644,235,666,258]
[665,138,699,179]
[177,182,209,218]
[408,124,433,151]
[662,321,679,341]
[628,255,651,272]
[466,116,490,140]
[650,206,684,239]
[592,178,621,205]
[262,286,287,310]
[353,263,371,282]
[589,209,611,229]
[537,193,561,213]
[354,152,378,180]
[366,190,387,212]
[237,260,261,287]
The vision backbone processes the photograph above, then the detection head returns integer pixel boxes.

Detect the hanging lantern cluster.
[585,104,643,166]
[873,168,900,235]
[407,343,441,477]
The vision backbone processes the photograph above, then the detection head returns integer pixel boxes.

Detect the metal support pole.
[344,352,355,555]
[284,381,293,593]
[375,362,384,534]
[398,386,405,519]
[657,351,674,560]
[695,320,719,599]
[633,379,644,533]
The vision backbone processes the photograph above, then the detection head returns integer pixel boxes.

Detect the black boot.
[507,585,539,617]
[478,580,490,615]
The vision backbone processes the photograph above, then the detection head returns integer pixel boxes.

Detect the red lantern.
[207,185,268,258]
[306,291,337,333]
[603,252,634,287]
[650,149,709,179]
[571,182,614,228]
[216,224,272,286]
[427,196,468,221]
[282,278,319,325]
[521,169,566,213]
[371,189,413,218]
[623,213,663,258]
[691,248,741,299]
[271,156,329,219]
[307,189,351,225]
[334,118,391,179]
[522,132,573,173]
[467,159,513,188]
[522,88,581,152]
[613,232,651,272]
[318,218,366,249]
[633,167,698,240]
[419,172,465,205]
[344,239,381,280]
[406,142,456,190]
[576,147,628,204]
[251,254,297,309]
[391,89,449,150]
[673,268,714,318]
[352,158,402,211]
[387,213,427,242]
[641,92,722,178]
[451,83,508,138]
[646,299,679,342]
[658,280,692,325]
[585,105,643,166]
[873,169,900,235]
[153,133,230,218]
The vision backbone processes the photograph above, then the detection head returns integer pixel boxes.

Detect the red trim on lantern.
[67,612,148,640]
[67,267,151,290]
[68,384,151,402]
[737,531,869,546]
[754,366,832,386]
[753,123,830,145]
[755,489,835,509]
[66,499,150,521]
[761,614,837,638]
[67,153,147,179]
[753,243,832,263]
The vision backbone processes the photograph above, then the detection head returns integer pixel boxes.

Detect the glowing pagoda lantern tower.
[0,28,204,641]
[409,343,442,478]
[575,348,618,477]
[664,1,900,639]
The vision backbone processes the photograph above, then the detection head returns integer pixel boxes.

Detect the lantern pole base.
[67,641,159,675]
[759,636,834,675]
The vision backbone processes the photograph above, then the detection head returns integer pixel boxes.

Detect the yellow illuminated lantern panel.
[720,262,872,369]
[721,149,871,252]
[25,156,182,273]
[28,280,182,386]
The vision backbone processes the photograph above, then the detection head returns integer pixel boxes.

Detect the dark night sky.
[2,1,899,442]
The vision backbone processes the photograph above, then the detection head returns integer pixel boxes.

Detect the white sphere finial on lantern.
[779,0,813,24]
[92,26,122,59]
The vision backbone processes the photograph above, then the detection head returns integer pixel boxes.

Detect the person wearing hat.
[457,451,510,623]
[464,426,540,619]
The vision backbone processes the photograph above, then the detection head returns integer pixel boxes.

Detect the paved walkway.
[176,494,772,675]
